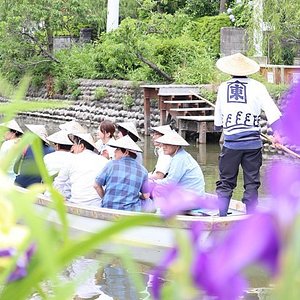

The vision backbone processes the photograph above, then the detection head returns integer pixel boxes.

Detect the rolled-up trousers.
[216,146,262,216]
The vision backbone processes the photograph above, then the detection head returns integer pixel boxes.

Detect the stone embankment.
[12,79,161,135]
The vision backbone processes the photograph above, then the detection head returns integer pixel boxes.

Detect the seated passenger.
[44,130,73,177]
[116,121,143,165]
[149,125,172,179]
[94,135,151,211]
[95,119,116,160]
[53,133,108,207]
[152,131,205,197]
[14,124,54,188]
[0,119,23,182]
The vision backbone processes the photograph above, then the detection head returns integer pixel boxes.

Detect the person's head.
[216,53,260,77]
[46,130,73,152]
[155,131,189,156]
[0,119,23,141]
[107,135,142,160]
[150,125,173,147]
[25,124,49,145]
[69,133,97,154]
[116,122,140,142]
[98,120,116,142]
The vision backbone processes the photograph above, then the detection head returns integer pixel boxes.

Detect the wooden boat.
[34,192,247,265]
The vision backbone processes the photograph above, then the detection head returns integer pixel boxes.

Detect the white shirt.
[153,147,171,176]
[214,77,282,136]
[95,138,116,160]
[44,151,74,176]
[54,149,108,206]
[0,139,20,182]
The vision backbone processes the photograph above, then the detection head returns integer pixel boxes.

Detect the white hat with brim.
[155,131,189,146]
[117,122,140,140]
[68,132,97,150]
[107,135,142,153]
[0,119,23,134]
[150,125,173,136]
[216,53,260,76]
[25,124,49,144]
[59,120,87,134]
[47,130,73,146]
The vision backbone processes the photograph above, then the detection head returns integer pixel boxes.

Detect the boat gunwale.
[35,192,248,231]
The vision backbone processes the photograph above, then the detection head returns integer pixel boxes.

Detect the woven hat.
[25,124,48,144]
[107,135,142,153]
[117,122,140,140]
[68,132,97,150]
[59,120,87,134]
[46,130,73,146]
[216,53,260,76]
[155,130,189,146]
[0,119,23,134]
[150,125,173,136]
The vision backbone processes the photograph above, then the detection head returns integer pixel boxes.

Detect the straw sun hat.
[155,131,189,146]
[59,120,87,134]
[68,132,97,150]
[150,125,173,136]
[0,119,23,134]
[46,130,73,146]
[107,135,142,153]
[216,53,260,76]
[117,122,140,140]
[25,124,48,143]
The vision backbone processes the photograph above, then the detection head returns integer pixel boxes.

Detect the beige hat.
[216,53,260,76]
[155,130,189,146]
[47,130,73,146]
[25,124,48,144]
[107,135,142,153]
[150,125,173,135]
[59,120,87,134]
[68,132,97,150]
[117,122,140,140]
[0,119,23,134]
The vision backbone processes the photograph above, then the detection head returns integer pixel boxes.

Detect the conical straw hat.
[0,119,23,133]
[25,124,48,144]
[59,120,87,134]
[68,132,97,150]
[155,130,189,146]
[107,135,142,153]
[47,130,73,146]
[216,53,260,76]
[150,125,173,135]
[117,122,140,140]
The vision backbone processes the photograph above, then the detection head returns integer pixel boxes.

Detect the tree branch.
[20,31,60,63]
[136,52,173,82]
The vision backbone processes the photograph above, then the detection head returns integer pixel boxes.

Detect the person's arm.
[94,183,105,198]
[148,170,165,179]
[53,166,70,200]
[214,84,224,131]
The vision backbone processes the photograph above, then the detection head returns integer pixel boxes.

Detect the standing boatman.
[214,53,282,216]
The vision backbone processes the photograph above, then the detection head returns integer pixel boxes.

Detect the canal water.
[17,116,274,300]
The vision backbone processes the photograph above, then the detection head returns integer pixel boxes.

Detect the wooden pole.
[260,132,300,159]
[189,90,215,108]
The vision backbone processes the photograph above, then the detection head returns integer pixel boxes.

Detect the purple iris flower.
[192,213,280,300]
[277,82,300,147]
[0,244,35,282]
[151,182,218,218]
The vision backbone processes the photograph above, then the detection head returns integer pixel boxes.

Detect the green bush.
[183,14,231,58]
[123,94,134,108]
[94,87,107,100]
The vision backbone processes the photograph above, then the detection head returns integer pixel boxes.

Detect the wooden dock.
[142,84,216,143]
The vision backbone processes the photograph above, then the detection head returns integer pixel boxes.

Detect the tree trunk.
[219,0,227,13]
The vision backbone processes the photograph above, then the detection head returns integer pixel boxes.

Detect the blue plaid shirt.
[95,156,149,211]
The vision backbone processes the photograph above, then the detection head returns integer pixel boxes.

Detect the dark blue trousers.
[216,146,262,216]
